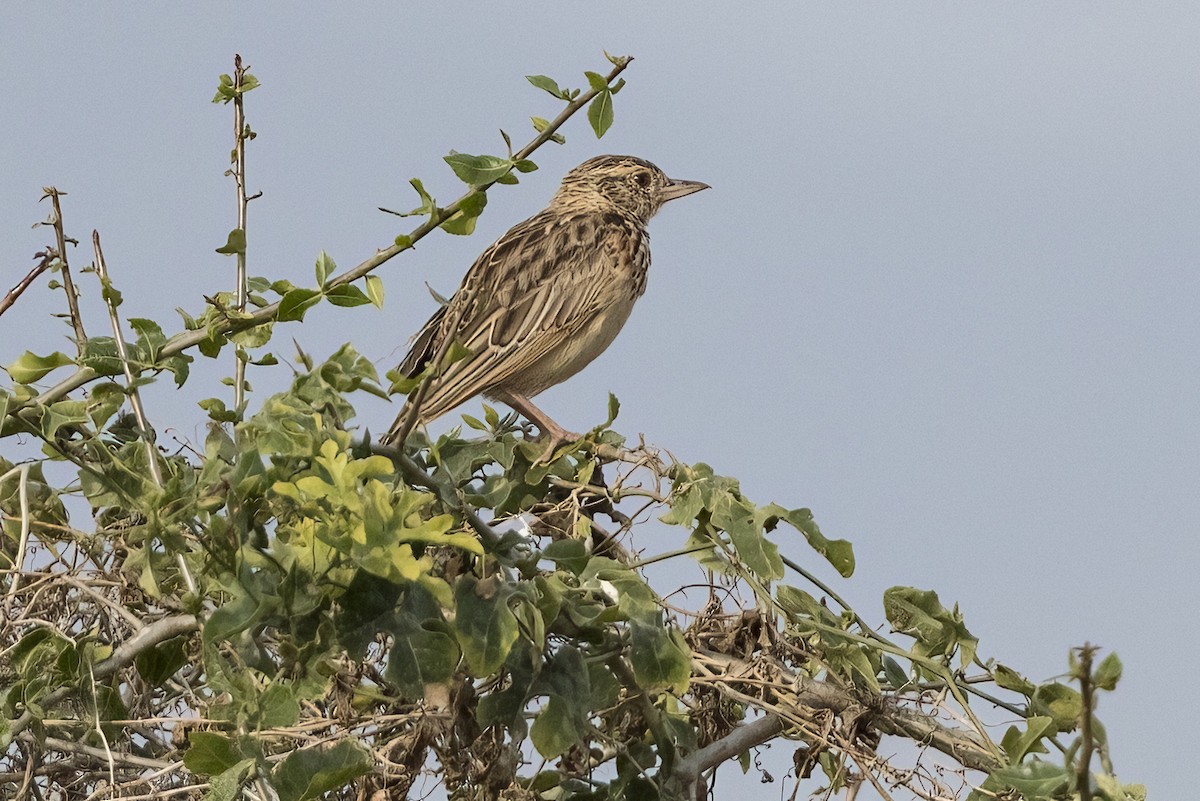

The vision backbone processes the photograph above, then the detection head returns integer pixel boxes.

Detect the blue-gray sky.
[3,4,1193,796]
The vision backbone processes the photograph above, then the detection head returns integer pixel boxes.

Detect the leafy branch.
[0,56,634,439]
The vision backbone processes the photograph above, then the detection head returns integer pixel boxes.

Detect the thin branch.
[668,713,785,799]
[231,53,251,415]
[1076,643,1097,801]
[0,252,54,318]
[27,735,174,772]
[7,613,199,738]
[43,187,88,353]
[694,650,1003,775]
[93,232,163,488]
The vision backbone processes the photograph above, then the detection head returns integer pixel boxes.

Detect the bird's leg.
[491,389,582,460]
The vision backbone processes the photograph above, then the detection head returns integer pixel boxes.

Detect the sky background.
[3,4,1194,798]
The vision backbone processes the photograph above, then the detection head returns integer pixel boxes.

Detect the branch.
[692,650,1003,775]
[1076,643,1097,801]
[0,252,54,318]
[668,714,785,800]
[93,232,163,487]
[7,613,199,738]
[229,53,254,415]
[43,187,88,353]
[2,56,634,439]
[24,736,174,772]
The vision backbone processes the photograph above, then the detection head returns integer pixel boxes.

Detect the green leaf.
[215,228,247,255]
[203,593,264,645]
[364,275,385,309]
[79,337,123,377]
[1094,774,1147,801]
[257,683,299,728]
[204,759,255,801]
[584,70,609,92]
[711,494,783,581]
[769,505,855,577]
[629,620,691,693]
[277,288,323,322]
[990,759,1073,800]
[385,618,460,698]
[135,636,188,685]
[454,575,519,675]
[184,731,243,776]
[203,763,249,801]
[588,90,614,138]
[272,740,373,801]
[198,397,239,423]
[993,663,1036,696]
[1000,716,1055,762]
[5,351,74,384]
[881,656,910,690]
[542,539,589,575]
[394,234,413,249]
[440,190,488,236]
[1030,681,1083,731]
[444,152,513,186]
[530,696,579,759]
[314,251,335,286]
[526,74,565,99]
[324,284,372,308]
[1093,651,1122,691]
[530,116,565,144]
[882,586,978,668]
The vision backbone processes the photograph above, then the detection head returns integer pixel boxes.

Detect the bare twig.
[0,252,54,318]
[1076,643,1097,801]
[230,53,252,415]
[43,187,88,353]
[26,735,173,771]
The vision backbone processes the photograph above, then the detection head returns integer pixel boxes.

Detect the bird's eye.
[634,171,652,187]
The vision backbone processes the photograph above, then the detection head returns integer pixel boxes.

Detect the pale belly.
[499,299,636,397]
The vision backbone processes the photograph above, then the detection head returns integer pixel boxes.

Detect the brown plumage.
[382,155,708,450]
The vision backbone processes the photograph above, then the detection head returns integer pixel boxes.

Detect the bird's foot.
[531,422,584,463]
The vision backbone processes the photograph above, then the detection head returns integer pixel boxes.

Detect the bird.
[381,154,709,454]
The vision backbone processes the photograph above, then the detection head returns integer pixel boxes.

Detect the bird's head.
[552,155,709,223]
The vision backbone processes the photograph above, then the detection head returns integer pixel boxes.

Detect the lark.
[382,155,708,451]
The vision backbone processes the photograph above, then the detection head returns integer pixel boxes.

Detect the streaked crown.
[550,155,709,224]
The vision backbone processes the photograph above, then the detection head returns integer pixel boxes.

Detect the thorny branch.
[229,53,255,415]
[42,187,88,354]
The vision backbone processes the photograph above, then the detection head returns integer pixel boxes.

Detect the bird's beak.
[658,177,710,203]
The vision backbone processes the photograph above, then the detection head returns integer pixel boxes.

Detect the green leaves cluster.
[661,461,854,583]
